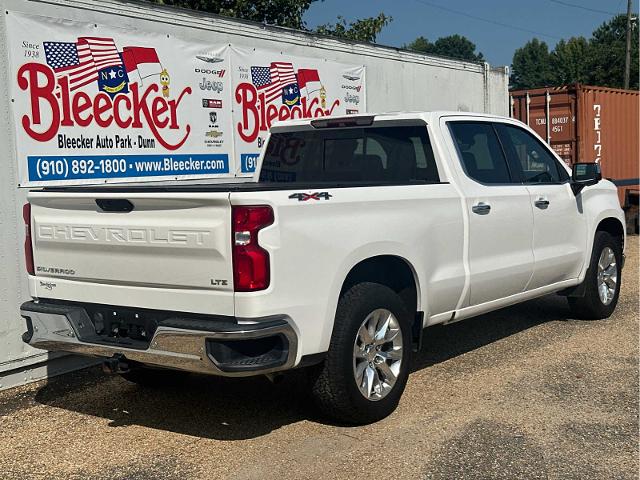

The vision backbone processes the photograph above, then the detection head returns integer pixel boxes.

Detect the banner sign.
[230,47,366,175]
[6,12,366,186]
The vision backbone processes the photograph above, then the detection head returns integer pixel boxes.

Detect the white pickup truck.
[21,112,625,424]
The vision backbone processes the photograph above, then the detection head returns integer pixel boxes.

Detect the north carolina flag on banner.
[297,68,321,95]
[121,46,163,81]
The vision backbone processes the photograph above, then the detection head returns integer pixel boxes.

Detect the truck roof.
[270,111,511,129]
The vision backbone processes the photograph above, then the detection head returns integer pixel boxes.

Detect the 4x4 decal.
[288,192,332,202]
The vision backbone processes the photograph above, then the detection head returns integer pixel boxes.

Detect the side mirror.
[571,162,602,195]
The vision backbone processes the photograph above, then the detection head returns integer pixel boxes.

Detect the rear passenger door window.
[448,122,513,184]
[495,124,569,184]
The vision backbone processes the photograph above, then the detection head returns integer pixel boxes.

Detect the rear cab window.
[260,124,440,184]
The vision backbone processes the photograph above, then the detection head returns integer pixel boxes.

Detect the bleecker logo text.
[235,82,340,143]
[17,63,192,150]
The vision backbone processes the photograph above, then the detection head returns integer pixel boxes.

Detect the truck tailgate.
[28,191,233,305]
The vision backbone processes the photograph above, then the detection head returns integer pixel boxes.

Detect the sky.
[304,0,631,67]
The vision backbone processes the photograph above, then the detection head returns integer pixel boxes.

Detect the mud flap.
[412,311,424,352]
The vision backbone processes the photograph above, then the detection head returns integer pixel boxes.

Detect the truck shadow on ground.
[33,294,574,441]
[413,293,573,371]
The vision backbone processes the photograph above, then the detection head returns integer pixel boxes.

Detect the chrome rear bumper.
[21,301,297,377]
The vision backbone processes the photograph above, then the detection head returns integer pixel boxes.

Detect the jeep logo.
[199,78,224,93]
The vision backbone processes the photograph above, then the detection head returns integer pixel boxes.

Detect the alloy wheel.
[353,308,404,401]
[597,246,618,306]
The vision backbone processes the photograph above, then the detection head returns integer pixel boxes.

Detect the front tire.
[310,282,413,424]
[568,231,622,319]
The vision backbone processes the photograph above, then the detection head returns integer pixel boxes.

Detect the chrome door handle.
[534,198,550,209]
[472,202,491,215]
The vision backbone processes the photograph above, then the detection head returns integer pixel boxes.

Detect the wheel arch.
[596,216,625,252]
[560,214,625,298]
[315,244,426,358]
[578,209,626,283]
[339,254,421,317]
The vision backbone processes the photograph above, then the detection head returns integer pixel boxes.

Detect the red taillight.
[23,203,34,275]
[232,205,274,292]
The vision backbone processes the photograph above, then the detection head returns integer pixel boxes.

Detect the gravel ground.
[1,238,638,480]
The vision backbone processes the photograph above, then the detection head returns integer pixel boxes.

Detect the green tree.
[550,37,590,85]
[511,14,639,90]
[315,13,391,43]
[405,34,483,62]
[405,36,433,53]
[587,14,639,89]
[151,0,316,29]
[150,0,392,42]
[431,35,484,61]
[510,38,554,89]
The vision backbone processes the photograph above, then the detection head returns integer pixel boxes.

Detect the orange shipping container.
[509,84,639,206]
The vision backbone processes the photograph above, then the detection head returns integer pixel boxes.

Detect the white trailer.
[0,0,509,390]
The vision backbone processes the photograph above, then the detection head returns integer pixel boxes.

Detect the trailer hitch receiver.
[102,354,131,375]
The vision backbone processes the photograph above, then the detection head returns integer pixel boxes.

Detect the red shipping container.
[510,84,639,207]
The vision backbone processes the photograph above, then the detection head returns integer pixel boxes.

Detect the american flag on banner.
[43,37,123,91]
[251,62,298,104]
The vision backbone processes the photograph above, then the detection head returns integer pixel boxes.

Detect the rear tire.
[120,367,188,388]
[568,231,622,320]
[310,282,413,424]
